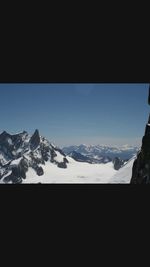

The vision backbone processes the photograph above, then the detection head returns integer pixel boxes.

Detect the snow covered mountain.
[62,144,139,161]
[0,130,69,183]
[0,130,136,184]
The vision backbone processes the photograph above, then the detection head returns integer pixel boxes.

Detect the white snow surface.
[54,151,64,163]
[10,158,22,166]
[23,157,118,184]
[109,156,136,183]
[0,156,135,184]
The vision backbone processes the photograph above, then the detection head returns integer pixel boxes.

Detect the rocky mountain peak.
[30,129,40,150]
[0,130,69,184]
[0,131,10,140]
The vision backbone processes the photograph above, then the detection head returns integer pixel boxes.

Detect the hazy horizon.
[0,83,149,148]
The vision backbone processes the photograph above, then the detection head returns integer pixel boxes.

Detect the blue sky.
[0,83,149,147]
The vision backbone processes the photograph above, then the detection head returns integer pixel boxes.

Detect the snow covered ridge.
[0,130,69,184]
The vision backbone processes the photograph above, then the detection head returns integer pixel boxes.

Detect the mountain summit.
[0,130,69,183]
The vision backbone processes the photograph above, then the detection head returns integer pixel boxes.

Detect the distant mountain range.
[67,150,112,164]
[62,144,139,161]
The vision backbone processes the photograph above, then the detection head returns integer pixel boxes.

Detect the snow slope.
[109,156,136,183]
[0,155,135,184]
[23,156,117,184]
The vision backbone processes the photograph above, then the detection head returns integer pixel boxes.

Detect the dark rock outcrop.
[113,157,124,170]
[57,161,67,168]
[64,157,69,163]
[0,130,29,162]
[130,125,150,183]
[30,129,40,150]
[4,173,22,184]
[36,166,44,176]
[3,157,29,183]
[50,149,57,163]
[130,86,150,184]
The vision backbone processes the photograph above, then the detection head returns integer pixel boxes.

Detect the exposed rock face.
[64,157,69,164]
[36,166,44,176]
[131,123,150,184]
[0,130,28,160]
[30,129,40,150]
[131,87,150,184]
[113,157,125,170]
[0,130,69,183]
[3,158,28,184]
[57,161,67,168]
[50,149,57,163]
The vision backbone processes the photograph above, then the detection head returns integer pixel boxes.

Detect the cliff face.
[130,126,150,183]
[130,88,150,184]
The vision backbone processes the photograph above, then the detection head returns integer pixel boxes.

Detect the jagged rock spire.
[30,129,40,150]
